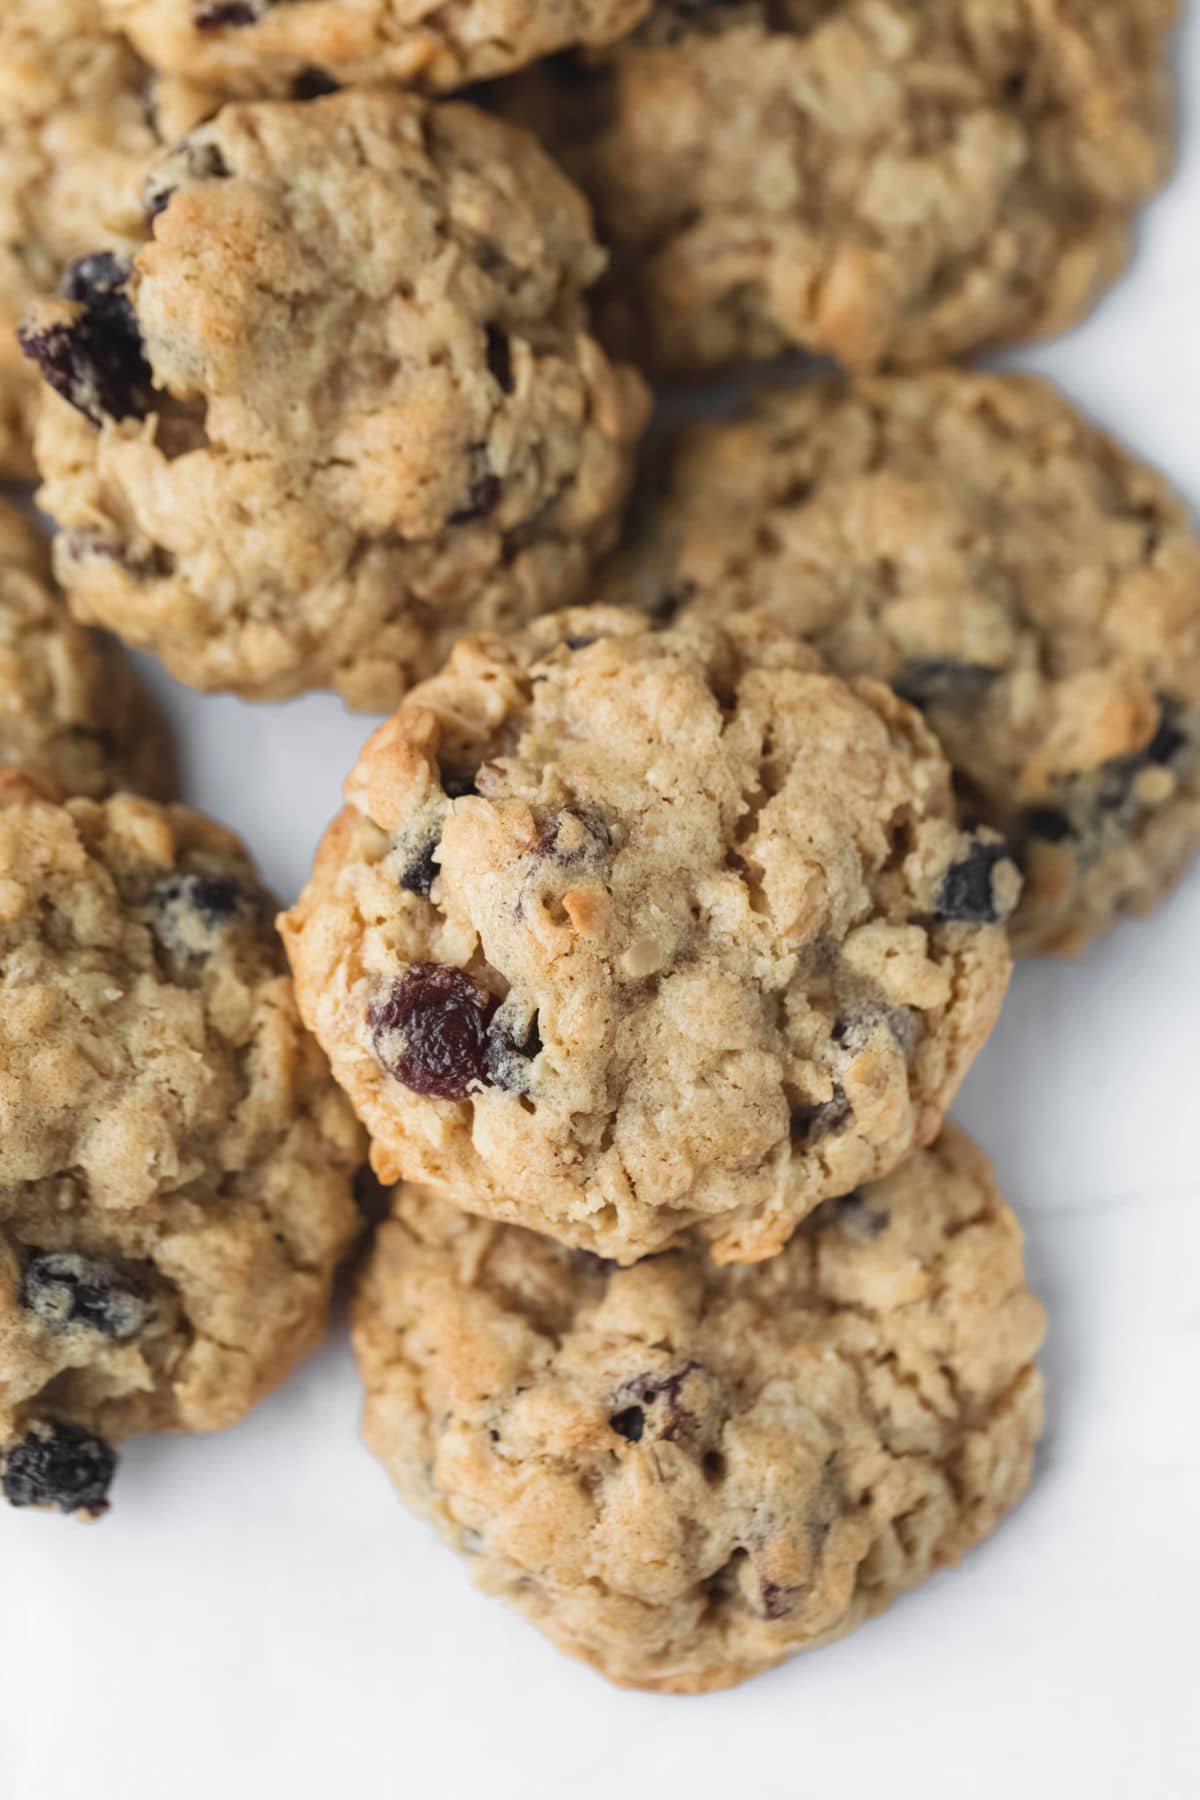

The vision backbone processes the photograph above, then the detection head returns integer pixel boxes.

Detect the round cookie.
[353,1125,1046,1693]
[21,88,649,709]
[613,372,1200,956]
[495,0,1176,375]
[0,500,175,802]
[0,5,218,477]
[281,605,1017,1264]
[102,0,651,96]
[0,784,364,1517]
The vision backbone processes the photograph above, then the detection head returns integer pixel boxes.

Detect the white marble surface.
[4,19,1200,1799]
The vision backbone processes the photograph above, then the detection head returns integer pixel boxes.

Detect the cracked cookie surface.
[0,4,217,477]
[25,87,648,708]
[102,0,651,96]
[0,785,363,1516]
[612,372,1200,955]
[0,500,175,803]
[496,0,1176,375]
[281,605,1016,1263]
[353,1124,1046,1692]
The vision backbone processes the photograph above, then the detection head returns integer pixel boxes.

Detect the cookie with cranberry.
[0,500,175,802]
[0,3,218,476]
[22,88,648,708]
[281,606,1016,1264]
[102,0,650,96]
[495,0,1175,374]
[354,1125,1046,1692]
[613,372,1200,955]
[0,784,363,1517]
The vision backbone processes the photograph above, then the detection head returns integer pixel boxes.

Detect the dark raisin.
[194,1,263,26]
[399,836,440,898]
[292,67,340,100]
[19,253,153,426]
[1096,697,1191,814]
[1023,806,1074,844]
[790,1087,852,1146]
[21,1253,151,1340]
[935,840,1012,924]
[565,635,598,651]
[369,965,499,1099]
[892,658,999,711]
[532,807,611,865]
[2,1422,116,1516]
[485,327,514,394]
[609,1406,645,1442]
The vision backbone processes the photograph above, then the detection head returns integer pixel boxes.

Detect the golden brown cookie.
[353,1125,1046,1692]
[0,500,175,802]
[612,372,1200,955]
[495,0,1176,374]
[0,785,364,1517]
[23,88,648,708]
[0,3,218,476]
[281,605,1016,1263]
[102,0,651,96]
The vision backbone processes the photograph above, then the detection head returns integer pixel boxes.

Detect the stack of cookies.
[0,0,1194,1697]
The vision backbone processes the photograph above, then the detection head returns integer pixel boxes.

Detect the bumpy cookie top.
[354,1126,1046,1693]
[0,501,175,803]
[23,88,648,707]
[614,372,1200,955]
[500,0,1175,373]
[282,606,1016,1263]
[0,787,363,1516]
[102,0,651,94]
[0,7,217,476]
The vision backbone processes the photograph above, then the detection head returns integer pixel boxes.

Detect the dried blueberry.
[399,836,440,898]
[608,1406,645,1442]
[935,840,1012,924]
[814,1190,889,1239]
[442,769,479,800]
[450,447,502,525]
[155,872,245,926]
[1023,806,1074,844]
[369,965,499,1099]
[292,67,340,100]
[483,1011,542,1092]
[21,1252,151,1340]
[194,1,263,26]
[19,253,153,426]
[485,327,514,395]
[892,658,999,711]
[790,1087,852,1146]
[2,1422,116,1516]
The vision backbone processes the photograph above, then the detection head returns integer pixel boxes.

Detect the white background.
[4,18,1200,1799]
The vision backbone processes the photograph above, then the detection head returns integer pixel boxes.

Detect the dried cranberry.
[369,966,499,1099]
